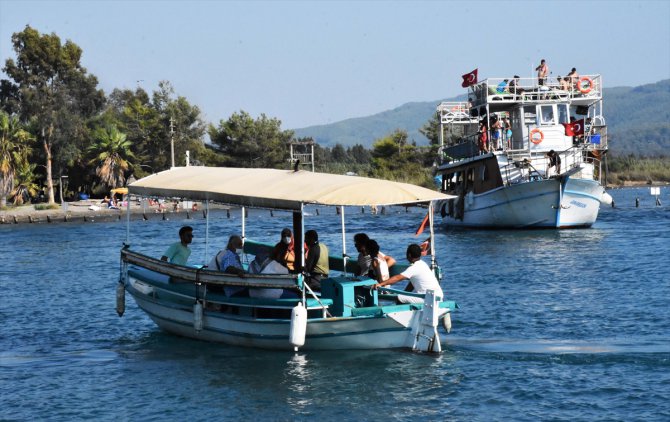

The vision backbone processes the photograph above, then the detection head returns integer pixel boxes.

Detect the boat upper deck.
[469,74,603,113]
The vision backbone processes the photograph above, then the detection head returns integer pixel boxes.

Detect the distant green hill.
[293,80,670,157]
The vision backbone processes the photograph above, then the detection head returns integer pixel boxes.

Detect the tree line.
[0,26,440,208]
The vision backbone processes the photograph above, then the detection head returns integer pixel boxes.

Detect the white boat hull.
[441,177,602,229]
[125,276,448,351]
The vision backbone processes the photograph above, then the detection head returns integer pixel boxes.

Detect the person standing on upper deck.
[535,59,549,86]
[567,68,579,90]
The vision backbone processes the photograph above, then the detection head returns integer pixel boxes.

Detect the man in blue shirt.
[161,226,193,265]
[209,235,246,296]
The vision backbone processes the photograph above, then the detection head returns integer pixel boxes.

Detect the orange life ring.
[530,128,544,144]
[578,77,593,94]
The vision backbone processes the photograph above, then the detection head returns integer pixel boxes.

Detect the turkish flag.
[572,119,585,135]
[415,211,430,236]
[419,237,431,256]
[562,122,575,136]
[461,69,478,88]
[563,119,585,136]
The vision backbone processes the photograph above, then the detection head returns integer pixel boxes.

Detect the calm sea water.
[1,187,669,421]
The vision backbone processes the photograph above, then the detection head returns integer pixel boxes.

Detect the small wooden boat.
[117,166,458,352]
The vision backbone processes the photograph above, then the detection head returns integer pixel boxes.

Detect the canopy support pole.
[340,206,347,276]
[125,194,131,245]
[202,199,209,265]
[300,202,305,306]
[292,211,303,273]
[241,206,246,244]
[204,199,210,263]
[429,201,436,270]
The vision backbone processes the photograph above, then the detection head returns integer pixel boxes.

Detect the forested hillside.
[294,80,670,157]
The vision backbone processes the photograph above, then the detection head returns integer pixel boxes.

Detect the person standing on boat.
[304,230,328,291]
[372,244,443,304]
[567,68,579,90]
[478,120,489,154]
[273,228,296,272]
[161,225,193,265]
[491,117,502,150]
[546,150,562,175]
[502,117,512,149]
[535,59,549,86]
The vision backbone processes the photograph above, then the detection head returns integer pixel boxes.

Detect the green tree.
[331,143,348,162]
[348,144,371,164]
[88,125,135,190]
[10,158,39,205]
[0,111,33,207]
[369,129,432,186]
[1,26,105,203]
[209,111,293,168]
[420,111,441,145]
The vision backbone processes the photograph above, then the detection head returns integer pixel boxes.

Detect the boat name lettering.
[570,200,587,209]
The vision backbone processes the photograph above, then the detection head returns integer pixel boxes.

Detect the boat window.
[523,106,537,125]
[558,104,569,124]
[540,105,554,125]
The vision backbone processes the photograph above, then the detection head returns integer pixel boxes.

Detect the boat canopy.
[128,166,454,211]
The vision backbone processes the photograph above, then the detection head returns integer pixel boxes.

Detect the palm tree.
[10,160,39,205]
[0,111,34,207]
[88,125,135,190]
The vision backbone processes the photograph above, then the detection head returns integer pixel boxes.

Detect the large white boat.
[435,73,611,228]
[117,166,458,352]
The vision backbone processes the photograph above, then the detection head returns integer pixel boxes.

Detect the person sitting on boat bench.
[273,227,296,272]
[354,233,396,277]
[160,225,193,265]
[304,230,328,291]
[209,235,247,296]
[366,239,390,284]
[372,244,443,304]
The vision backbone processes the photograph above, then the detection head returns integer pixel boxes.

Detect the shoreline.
[0,200,230,225]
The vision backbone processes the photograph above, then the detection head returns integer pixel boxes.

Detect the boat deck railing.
[469,74,602,108]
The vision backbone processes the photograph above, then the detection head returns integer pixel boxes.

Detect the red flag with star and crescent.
[562,119,585,136]
[461,68,478,88]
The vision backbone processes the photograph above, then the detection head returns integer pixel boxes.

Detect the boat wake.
[443,337,670,355]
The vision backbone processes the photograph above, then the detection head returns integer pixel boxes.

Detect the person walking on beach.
[161,225,193,265]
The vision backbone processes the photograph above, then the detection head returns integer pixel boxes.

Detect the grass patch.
[33,204,61,211]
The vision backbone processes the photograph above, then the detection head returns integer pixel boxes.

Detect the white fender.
[289,302,307,350]
[116,282,125,317]
[442,311,452,333]
[193,301,203,332]
[600,191,613,205]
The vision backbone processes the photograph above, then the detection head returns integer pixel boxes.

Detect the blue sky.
[1,0,669,129]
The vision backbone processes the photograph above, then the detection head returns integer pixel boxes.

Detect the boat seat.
[128,267,330,310]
